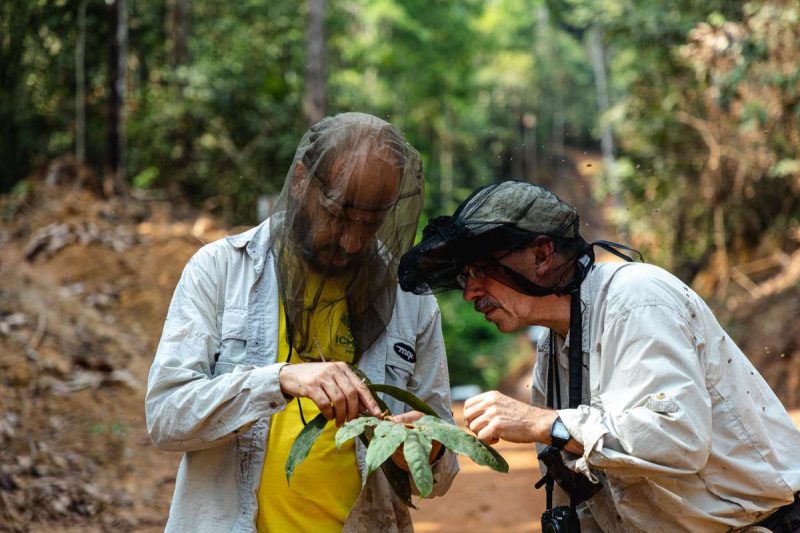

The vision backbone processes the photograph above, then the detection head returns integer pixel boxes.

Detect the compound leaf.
[358,428,415,508]
[403,430,434,497]
[416,415,509,473]
[365,420,409,475]
[285,412,329,483]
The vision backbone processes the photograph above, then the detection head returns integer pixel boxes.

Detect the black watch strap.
[550,416,571,450]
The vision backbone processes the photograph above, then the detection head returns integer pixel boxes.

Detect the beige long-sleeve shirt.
[533,262,800,532]
[145,220,458,532]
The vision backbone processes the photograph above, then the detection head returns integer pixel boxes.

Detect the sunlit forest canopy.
[3,0,799,386]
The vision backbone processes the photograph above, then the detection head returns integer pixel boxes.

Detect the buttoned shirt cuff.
[243,362,290,416]
[558,405,608,483]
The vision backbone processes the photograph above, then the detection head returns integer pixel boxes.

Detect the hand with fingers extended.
[463,390,551,445]
[387,411,443,471]
[278,362,381,426]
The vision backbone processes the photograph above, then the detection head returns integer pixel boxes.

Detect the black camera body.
[536,446,602,533]
[541,505,579,533]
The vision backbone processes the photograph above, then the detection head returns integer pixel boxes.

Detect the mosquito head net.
[269,112,424,358]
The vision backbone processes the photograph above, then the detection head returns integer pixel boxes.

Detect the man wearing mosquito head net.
[400,180,800,532]
[146,113,458,533]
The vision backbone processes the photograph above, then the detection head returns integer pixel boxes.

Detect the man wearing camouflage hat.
[399,180,800,532]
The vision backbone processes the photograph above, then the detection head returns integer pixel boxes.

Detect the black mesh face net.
[399,181,594,297]
[268,112,424,357]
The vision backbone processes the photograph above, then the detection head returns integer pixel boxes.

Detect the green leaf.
[416,415,509,473]
[365,420,409,475]
[367,383,439,417]
[358,430,415,508]
[285,412,329,483]
[335,416,380,449]
[403,430,434,497]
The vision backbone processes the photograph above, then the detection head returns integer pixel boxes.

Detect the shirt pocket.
[214,307,248,377]
[383,335,417,388]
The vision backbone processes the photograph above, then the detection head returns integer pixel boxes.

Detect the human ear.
[291,161,308,199]
[531,236,555,275]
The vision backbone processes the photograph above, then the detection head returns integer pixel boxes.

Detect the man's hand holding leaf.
[278,362,381,426]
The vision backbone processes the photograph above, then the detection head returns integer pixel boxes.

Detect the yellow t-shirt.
[256,278,362,533]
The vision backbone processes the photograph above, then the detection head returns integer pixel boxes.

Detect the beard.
[291,208,368,276]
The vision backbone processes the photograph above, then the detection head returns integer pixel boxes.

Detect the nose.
[338,225,367,255]
[462,276,483,302]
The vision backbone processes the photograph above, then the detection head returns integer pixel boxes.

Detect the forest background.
[1,0,799,529]
[4,0,798,387]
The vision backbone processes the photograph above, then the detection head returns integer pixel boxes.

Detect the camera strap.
[568,285,583,409]
[541,285,583,527]
[546,286,582,410]
[539,242,638,530]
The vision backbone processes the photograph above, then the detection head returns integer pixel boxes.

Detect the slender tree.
[586,25,617,198]
[166,0,191,68]
[107,0,127,189]
[304,0,326,126]
[75,0,88,163]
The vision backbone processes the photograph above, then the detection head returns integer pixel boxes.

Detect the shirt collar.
[225,219,272,262]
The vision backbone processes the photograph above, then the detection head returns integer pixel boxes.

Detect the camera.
[541,505,579,533]
[535,446,601,533]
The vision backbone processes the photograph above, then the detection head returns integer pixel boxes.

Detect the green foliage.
[415,415,509,473]
[334,416,380,448]
[365,421,410,475]
[333,414,509,497]
[284,411,328,483]
[127,0,307,222]
[402,430,434,496]
[6,0,800,393]
[287,374,508,499]
[367,383,439,416]
[607,0,800,282]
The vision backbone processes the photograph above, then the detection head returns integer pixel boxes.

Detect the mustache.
[474,297,499,314]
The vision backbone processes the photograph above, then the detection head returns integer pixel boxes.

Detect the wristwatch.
[550,416,571,450]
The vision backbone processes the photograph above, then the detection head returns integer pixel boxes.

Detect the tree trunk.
[521,112,536,181]
[552,80,565,158]
[303,0,326,127]
[107,0,127,190]
[166,0,191,174]
[0,1,38,191]
[166,0,190,67]
[587,25,617,200]
[439,128,454,211]
[75,0,88,163]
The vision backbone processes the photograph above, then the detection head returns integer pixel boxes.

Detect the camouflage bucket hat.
[399,181,581,294]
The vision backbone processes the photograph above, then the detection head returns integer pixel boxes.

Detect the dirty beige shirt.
[533,262,800,532]
[145,220,459,533]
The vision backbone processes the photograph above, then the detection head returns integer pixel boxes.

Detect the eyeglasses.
[307,168,421,212]
[456,265,487,289]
